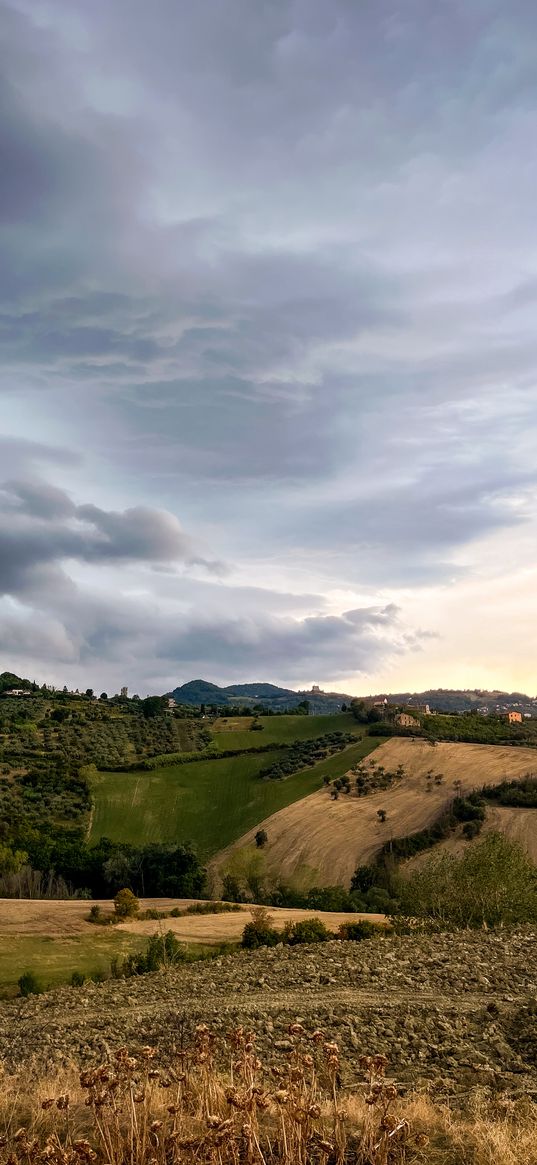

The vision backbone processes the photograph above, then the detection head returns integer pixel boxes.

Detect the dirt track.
[212,738,537,888]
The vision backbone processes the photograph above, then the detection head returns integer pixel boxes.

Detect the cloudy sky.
[1,0,537,696]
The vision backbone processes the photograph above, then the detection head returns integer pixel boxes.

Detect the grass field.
[0,897,385,994]
[211,713,361,751]
[212,737,537,889]
[0,931,147,995]
[90,720,376,857]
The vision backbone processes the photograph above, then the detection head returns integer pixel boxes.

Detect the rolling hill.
[89,714,376,856]
[211,737,537,889]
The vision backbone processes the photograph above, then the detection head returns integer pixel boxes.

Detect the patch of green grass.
[211,712,360,751]
[90,733,378,858]
[0,932,147,995]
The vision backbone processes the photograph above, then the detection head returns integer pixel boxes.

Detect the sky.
[1,0,537,697]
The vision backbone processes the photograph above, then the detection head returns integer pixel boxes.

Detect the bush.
[462,819,482,839]
[18,970,41,996]
[283,917,333,945]
[70,970,86,986]
[255,829,268,848]
[338,920,380,941]
[113,887,140,919]
[241,908,279,949]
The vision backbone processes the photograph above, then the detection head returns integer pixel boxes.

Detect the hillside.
[167,678,537,715]
[89,715,376,856]
[365,687,537,715]
[168,678,352,712]
[212,738,537,890]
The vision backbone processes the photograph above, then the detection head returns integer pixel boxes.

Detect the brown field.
[212,738,537,889]
[0,897,384,944]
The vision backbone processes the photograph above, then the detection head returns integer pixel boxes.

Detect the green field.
[211,713,362,751]
[90,719,377,858]
[0,931,148,997]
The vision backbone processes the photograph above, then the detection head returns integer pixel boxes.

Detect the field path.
[212,738,537,888]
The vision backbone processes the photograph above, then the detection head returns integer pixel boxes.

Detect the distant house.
[396,712,420,728]
[2,688,31,697]
[504,710,522,724]
[407,702,431,715]
[167,697,176,709]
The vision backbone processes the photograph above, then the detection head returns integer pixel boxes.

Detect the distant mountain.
[167,679,351,712]
[362,688,537,715]
[167,680,537,717]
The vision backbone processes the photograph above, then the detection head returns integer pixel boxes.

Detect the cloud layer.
[1,0,536,691]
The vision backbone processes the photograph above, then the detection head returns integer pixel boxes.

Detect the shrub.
[338,920,380,941]
[113,887,140,919]
[462,819,482,839]
[255,829,268,848]
[283,917,333,945]
[18,970,41,996]
[70,970,86,986]
[241,908,279,949]
[88,904,102,923]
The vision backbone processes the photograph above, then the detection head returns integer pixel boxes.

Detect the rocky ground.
[2,929,537,1095]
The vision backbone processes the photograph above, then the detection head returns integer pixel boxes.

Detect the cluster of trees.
[258,732,355,780]
[326,761,407,800]
[481,774,537,807]
[241,908,381,949]
[396,833,537,928]
[0,695,208,773]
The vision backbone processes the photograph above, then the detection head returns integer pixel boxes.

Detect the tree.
[141,695,167,719]
[100,692,108,700]
[114,887,140,919]
[255,829,268,848]
[85,688,94,699]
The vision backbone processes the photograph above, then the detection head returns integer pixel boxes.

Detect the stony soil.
[2,929,537,1095]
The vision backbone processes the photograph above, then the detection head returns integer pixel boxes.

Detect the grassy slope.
[211,713,360,750]
[90,717,376,857]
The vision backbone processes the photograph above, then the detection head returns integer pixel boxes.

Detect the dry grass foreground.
[3,1024,537,1165]
[212,738,537,889]
[0,899,385,944]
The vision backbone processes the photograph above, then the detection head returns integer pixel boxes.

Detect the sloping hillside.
[212,738,537,889]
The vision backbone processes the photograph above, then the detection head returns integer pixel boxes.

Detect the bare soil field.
[212,738,537,888]
[1,929,537,1096]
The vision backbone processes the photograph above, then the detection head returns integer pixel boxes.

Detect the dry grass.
[1,1027,536,1165]
[0,900,203,939]
[406,805,537,871]
[0,900,386,945]
[212,739,537,889]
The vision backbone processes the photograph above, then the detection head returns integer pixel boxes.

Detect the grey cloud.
[0,480,223,597]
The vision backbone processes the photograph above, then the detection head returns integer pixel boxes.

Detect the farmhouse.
[396,712,420,728]
[504,710,523,724]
